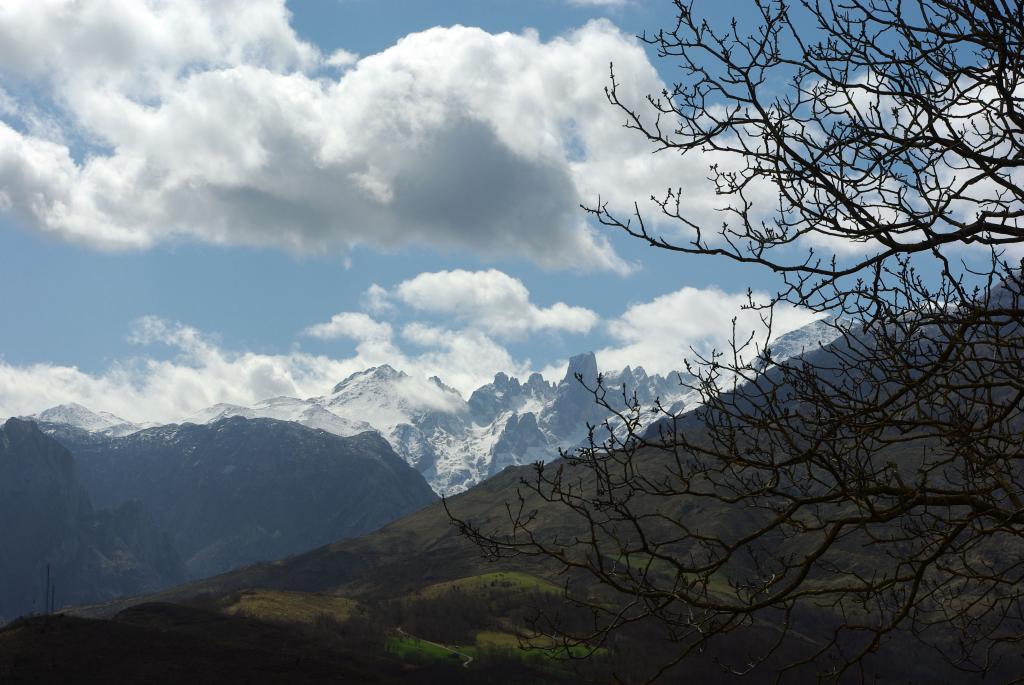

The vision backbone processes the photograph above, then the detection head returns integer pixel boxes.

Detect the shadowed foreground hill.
[0,604,403,685]
[4,595,589,684]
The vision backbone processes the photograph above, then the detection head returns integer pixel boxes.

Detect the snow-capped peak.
[28,403,142,436]
[325,365,466,429]
[331,364,406,394]
[759,316,844,368]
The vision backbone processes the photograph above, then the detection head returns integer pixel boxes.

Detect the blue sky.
[0,1,814,421]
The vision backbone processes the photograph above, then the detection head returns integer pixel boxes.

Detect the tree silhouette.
[451,2,1024,682]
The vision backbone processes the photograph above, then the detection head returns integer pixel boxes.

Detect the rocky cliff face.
[0,419,184,622]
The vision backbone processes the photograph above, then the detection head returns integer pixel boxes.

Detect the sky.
[0,0,820,422]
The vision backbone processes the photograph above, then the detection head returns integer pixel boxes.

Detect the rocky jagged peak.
[525,372,546,387]
[561,352,598,386]
[491,372,521,395]
[428,376,461,396]
[543,353,606,440]
[615,366,638,388]
[469,374,520,425]
[365,364,405,381]
[510,411,539,431]
[489,411,552,473]
[523,372,554,399]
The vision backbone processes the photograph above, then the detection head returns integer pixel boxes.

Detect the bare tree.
[450,2,1024,682]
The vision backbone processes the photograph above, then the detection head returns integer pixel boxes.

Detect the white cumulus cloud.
[360,284,395,315]
[303,312,393,342]
[0,2,723,272]
[393,269,599,338]
[0,317,353,423]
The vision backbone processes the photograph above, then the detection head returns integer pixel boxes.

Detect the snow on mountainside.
[325,366,487,491]
[324,365,466,436]
[184,397,375,437]
[757,316,843,369]
[28,318,842,495]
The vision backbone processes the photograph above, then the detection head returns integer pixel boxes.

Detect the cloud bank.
[0,1,723,272]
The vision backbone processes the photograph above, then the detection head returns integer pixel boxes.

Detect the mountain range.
[20,318,838,495]
[57,417,1015,683]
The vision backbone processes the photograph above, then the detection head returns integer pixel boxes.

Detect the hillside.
[69,463,540,612]
[47,417,438,578]
[62,408,1024,683]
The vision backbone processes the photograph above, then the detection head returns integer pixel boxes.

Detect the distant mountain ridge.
[23,319,839,494]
